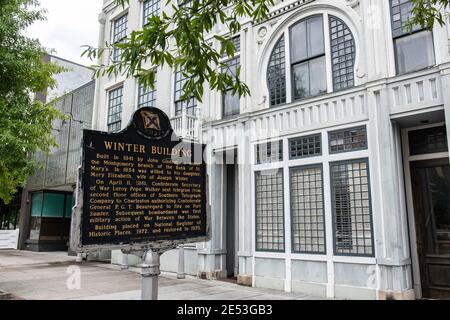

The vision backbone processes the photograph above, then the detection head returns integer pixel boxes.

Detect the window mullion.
[323,13,333,94]
[285,30,292,104]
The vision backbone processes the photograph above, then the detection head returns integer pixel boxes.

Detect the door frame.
[410,158,450,299]
[401,122,449,299]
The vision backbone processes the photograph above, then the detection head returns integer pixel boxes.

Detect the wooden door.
[411,159,450,299]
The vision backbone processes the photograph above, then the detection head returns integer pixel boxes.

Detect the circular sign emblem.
[132,107,173,140]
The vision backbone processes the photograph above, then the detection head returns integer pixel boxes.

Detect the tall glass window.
[143,0,160,25]
[390,0,435,74]
[111,13,128,62]
[331,159,374,256]
[107,87,123,132]
[222,57,240,117]
[267,36,286,107]
[290,165,326,254]
[138,79,157,108]
[174,70,197,116]
[255,170,285,252]
[222,36,241,117]
[290,15,327,101]
[329,16,355,91]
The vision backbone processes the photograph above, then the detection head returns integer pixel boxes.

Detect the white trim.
[284,30,293,104]
[322,130,335,298]
[323,12,333,94]
[251,169,256,287]
[408,152,449,162]
[104,83,125,132]
[109,7,129,23]
[283,138,292,292]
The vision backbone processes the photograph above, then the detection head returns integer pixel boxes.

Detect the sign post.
[141,250,161,300]
[177,245,185,279]
[70,107,209,300]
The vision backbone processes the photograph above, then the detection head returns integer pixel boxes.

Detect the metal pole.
[141,250,160,300]
[177,245,186,279]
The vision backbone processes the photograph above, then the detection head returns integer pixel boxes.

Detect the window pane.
[65,194,74,218]
[329,126,367,154]
[390,0,422,38]
[310,56,327,96]
[292,57,326,100]
[256,140,283,164]
[289,134,322,159]
[256,170,285,252]
[290,20,307,62]
[107,87,123,133]
[292,61,309,100]
[395,30,435,74]
[223,57,240,117]
[111,14,128,62]
[42,193,65,218]
[138,78,157,108]
[307,16,325,58]
[112,14,128,42]
[31,193,43,217]
[291,16,324,63]
[331,160,374,256]
[409,125,448,155]
[267,36,286,107]
[174,70,198,116]
[143,0,160,24]
[329,15,355,91]
[223,90,240,117]
[291,165,326,254]
[231,36,241,54]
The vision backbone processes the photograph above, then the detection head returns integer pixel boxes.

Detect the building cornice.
[254,0,316,26]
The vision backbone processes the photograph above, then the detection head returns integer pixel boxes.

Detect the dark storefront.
[25,191,73,251]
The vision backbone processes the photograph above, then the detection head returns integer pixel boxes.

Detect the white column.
[367,84,414,299]
[92,12,107,130]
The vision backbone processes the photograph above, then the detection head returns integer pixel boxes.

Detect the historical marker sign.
[70,107,209,252]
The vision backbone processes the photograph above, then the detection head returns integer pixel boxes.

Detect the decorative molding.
[255,0,316,25]
[345,0,360,8]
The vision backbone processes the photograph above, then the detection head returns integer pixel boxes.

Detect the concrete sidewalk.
[0,250,324,300]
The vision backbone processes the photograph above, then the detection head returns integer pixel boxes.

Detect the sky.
[26,0,103,66]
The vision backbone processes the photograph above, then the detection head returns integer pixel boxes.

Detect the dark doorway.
[225,157,238,280]
[411,159,450,299]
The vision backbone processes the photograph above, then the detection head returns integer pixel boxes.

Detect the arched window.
[267,36,287,106]
[329,16,355,91]
[267,14,356,107]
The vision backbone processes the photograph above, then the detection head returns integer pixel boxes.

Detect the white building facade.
[94,0,450,300]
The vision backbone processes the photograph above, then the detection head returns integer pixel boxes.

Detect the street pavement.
[0,250,324,300]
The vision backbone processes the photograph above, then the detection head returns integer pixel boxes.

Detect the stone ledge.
[237,275,253,287]
[197,270,227,280]
[377,289,416,300]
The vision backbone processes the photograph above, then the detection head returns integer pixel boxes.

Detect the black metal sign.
[70,107,208,252]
